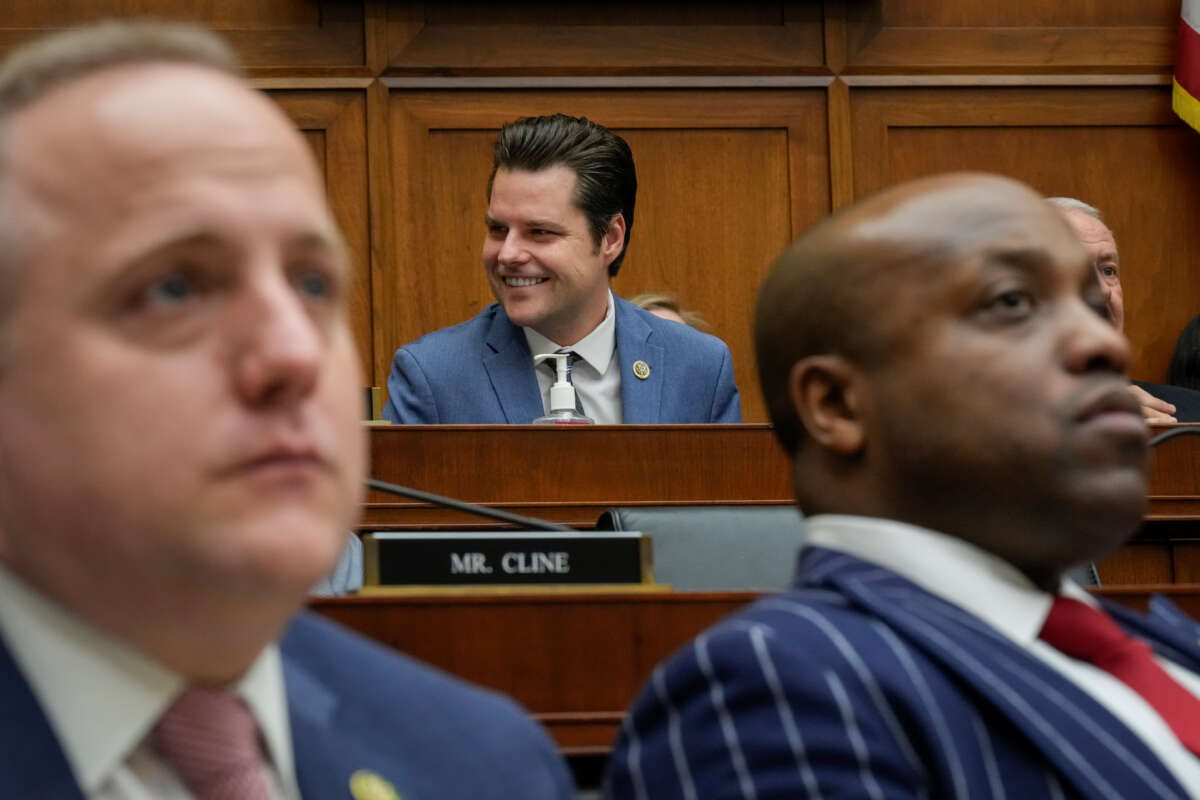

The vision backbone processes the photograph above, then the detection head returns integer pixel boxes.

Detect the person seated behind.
[0,21,571,799]
[1168,312,1200,392]
[630,291,711,332]
[381,114,740,424]
[1047,196,1200,422]
[606,173,1200,799]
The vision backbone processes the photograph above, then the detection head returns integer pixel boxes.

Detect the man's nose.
[231,272,323,408]
[496,231,529,265]
[1063,295,1130,376]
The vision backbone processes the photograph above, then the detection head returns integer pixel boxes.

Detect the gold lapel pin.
[350,769,402,800]
[632,360,651,380]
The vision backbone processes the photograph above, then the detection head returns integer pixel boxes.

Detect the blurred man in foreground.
[607,173,1200,798]
[0,21,571,798]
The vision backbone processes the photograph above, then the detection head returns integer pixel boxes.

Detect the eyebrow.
[983,246,1053,270]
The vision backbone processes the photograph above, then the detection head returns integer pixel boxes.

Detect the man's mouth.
[504,276,548,287]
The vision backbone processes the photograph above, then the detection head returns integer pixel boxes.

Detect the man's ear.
[600,213,626,268]
[788,355,866,456]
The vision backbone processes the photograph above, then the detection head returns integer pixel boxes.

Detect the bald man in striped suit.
[605,173,1200,799]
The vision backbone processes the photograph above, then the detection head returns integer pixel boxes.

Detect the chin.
[222,509,353,589]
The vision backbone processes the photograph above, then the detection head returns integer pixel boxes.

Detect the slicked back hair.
[0,20,242,354]
[488,114,636,276]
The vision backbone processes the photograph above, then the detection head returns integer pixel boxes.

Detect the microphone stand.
[366,478,573,533]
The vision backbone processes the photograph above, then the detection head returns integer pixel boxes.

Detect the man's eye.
[487,224,507,236]
[983,288,1034,319]
[144,272,194,306]
[295,269,333,300]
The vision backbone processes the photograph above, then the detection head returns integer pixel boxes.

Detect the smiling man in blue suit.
[606,173,1200,799]
[0,22,571,799]
[381,114,741,425]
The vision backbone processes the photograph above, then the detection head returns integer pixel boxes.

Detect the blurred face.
[483,166,623,346]
[1061,210,1123,332]
[862,194,1147,586]
[0,65,366,644]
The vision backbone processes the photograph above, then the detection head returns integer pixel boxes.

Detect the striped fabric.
[605,548,1200,800]
[1175,0,1200,133]
[153,687,274,800]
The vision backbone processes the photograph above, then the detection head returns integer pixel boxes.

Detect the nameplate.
[362,531,652,586]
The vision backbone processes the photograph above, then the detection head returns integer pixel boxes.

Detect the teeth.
[504,277,547,287]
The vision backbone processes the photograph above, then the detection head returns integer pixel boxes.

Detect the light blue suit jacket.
[382,296,741,424]
[606,546,1200,800]
[0,612,573,799]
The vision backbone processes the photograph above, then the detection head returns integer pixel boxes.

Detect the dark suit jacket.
[381,296,741,424]
[1134,380,1200,423]
[0,611,573,799]
[606,547,1200,800]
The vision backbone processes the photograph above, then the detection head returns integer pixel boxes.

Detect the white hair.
[1045,196,1103,221]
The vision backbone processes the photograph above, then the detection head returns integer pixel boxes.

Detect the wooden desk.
[364,424,1200,582]
[311,585,1200,754]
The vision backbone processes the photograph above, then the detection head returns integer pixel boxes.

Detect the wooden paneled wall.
[5,1,1198,422]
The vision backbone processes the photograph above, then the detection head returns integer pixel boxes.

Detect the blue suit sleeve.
[382,347,438,424]
[709,346,741,422]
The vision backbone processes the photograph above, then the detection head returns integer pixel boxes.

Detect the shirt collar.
[523,290,617,375]
[0,564,295,794]
[802,514,1092,645]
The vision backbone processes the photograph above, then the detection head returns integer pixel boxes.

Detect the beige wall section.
[3,1,1199,418]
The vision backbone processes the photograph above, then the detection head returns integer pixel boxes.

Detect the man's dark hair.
[1168,313,1200,391]
[488,114,636,276]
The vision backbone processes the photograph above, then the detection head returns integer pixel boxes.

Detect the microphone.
[1149,426,1200,447]
[366,478,573,532]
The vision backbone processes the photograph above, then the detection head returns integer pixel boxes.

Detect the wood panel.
[363,424,794,528]
[378,3,824,76]
[839,0,1179,74]
[270,90,374,378]
[380,89,829,421]
[850,85,1200,385]
[312,589,756,753]
[311,583,1200,753]
[0,0,367,73]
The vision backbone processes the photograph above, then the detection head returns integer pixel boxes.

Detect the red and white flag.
[1175,0,1200,132]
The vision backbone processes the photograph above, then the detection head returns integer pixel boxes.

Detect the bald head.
[755,173,1082,455]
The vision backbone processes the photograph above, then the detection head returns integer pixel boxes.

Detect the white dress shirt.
[0,565,300,800]
[804,514,1200,794]
[525,289,622,424]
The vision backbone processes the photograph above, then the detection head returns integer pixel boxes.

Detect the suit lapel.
[482,307,544,424]
[799,548,1191,800]
[615,299,664,423]
[284,650,419,800]
[1104,595,1200,673]
[0,635,86,800]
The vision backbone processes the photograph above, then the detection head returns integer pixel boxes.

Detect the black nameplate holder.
[363,531,653,587]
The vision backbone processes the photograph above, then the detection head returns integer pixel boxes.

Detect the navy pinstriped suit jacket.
[606,547,1200,800]
[1,612,573,799]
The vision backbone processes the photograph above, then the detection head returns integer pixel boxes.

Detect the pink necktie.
[1039,595,1200,756]
[152,687,274,800]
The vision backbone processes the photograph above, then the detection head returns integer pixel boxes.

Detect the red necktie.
[1039,595,1200,756]
[152,687,274,800]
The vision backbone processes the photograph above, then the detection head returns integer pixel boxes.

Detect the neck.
[535,293,609,347]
